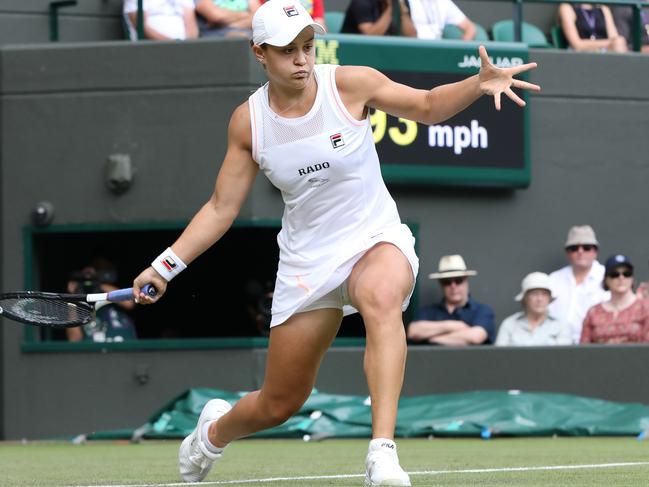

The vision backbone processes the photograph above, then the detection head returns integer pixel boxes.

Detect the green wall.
[1,38,649,439]
[0,0,123,45]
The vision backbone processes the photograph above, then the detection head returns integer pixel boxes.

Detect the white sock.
[369,438,396,452]
[201,421,223,453]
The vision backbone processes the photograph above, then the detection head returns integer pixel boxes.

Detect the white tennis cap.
[515,272,556,301]
[252,0,326,47]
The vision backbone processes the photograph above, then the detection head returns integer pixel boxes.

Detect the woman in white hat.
[133,0,540,483]
[496,272,572,346]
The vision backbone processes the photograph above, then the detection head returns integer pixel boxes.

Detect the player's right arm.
[134,102,259,302]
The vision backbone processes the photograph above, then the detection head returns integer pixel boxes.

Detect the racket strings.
[0,297,93,326]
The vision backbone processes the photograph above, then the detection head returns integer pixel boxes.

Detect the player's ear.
[251,43,267,68]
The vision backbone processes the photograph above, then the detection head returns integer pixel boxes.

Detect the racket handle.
[141,284,157,297]
[106,284,157,302]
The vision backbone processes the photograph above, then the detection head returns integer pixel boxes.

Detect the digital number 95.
[370,109,418,146]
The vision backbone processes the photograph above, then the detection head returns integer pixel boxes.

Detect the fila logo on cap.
[283,5,299,16]
[330,133,344,148]
[161,257,177,271]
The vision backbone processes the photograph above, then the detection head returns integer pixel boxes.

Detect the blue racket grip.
[106,284,157,302]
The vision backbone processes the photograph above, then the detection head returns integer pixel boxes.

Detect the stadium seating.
[443,22,490,41]
[491,19,551,48]
[325,11,345,34]
[551,25,568,48]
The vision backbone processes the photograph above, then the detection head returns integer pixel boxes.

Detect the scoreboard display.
[316,35,531,188]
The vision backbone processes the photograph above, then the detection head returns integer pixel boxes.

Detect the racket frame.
[0,285,155,328]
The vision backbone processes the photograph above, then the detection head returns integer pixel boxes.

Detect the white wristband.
[151,247,187,281]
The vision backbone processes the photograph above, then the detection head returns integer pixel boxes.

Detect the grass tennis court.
[2,437,649,486]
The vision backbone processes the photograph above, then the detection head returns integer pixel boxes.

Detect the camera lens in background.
[31,201,55,227]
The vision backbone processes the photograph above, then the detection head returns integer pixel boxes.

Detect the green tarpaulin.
[90,389,649,441]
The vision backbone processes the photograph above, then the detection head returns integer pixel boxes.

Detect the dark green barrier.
[316,35,530,187]
[90,388,649,440]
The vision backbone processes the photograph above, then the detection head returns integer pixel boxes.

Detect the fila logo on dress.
[330,133,344,149]
[329,132,345,149]
[283,5,299,16]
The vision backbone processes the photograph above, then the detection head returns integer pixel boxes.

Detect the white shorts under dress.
[272,223,419,326]
[247,64,420,328]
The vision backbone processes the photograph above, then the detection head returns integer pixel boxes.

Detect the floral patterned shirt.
[580,297,649,344]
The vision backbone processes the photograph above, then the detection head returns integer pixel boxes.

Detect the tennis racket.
[0,284,156,328]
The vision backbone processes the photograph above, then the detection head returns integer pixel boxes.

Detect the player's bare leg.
[179,308,342,482]
[209,308,342,444]
[349,243,412,438]
[348,242,414,486]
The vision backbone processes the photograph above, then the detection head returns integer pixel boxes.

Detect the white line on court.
[69,461,649,487]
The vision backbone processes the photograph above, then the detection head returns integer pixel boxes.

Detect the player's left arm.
[337,46,540,125]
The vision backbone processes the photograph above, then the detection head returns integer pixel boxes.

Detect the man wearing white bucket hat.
[407,255,495,345]
[495,272,572,346]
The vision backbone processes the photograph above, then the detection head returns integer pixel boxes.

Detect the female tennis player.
[134,1,540,484]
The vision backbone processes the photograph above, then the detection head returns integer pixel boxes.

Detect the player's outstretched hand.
[133,267,167,304]
[477,45,540,111]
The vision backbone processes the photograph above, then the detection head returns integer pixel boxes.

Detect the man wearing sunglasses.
[549,225,609,344]
[406,254,495,345]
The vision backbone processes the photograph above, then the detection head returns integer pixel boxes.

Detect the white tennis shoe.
[364,438,411,486]
[179,398,232,482]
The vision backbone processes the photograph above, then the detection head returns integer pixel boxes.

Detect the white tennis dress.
[248,64,419,327]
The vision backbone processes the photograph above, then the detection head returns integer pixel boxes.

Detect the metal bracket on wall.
[137,0,145,40]
[48,0,78,42]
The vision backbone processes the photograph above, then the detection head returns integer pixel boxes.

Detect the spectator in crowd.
[341,0,417,37]
[404,0,476,40]
[124,0,199,41]
[496,272,572,346]
[548,225,609,343]
[580,254,649,343]
[245,279,274,336]
[259,0,325,27]
[611,5,649,53]
[407,254,495,345]
[66,258,137,343]
[558,3,627,52]
[195,0,260,38]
